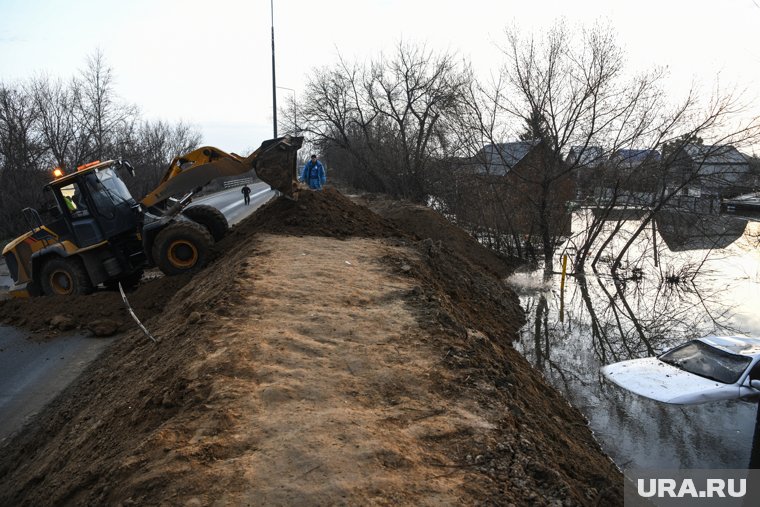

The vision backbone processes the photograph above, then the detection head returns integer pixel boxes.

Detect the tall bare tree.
[0,84,48,238]
[299,42,472,202]
[30,75,77,169]
[123,120,202,199]
[73,50,139,163]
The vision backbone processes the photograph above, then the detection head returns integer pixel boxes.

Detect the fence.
[223,178,254,189]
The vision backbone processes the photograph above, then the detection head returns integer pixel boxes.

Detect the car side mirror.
[751,380,760,390]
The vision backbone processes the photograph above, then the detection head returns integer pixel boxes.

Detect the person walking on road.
[299,154,326,191]
[241,184,251,205]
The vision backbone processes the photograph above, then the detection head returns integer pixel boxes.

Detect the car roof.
[696,335,760,357]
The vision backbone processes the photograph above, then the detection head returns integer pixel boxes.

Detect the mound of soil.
[0,273,192,338]
[224,187,401,240]
[359,194,523,278]
[0,188,622,505]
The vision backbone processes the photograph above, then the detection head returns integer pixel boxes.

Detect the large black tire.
[152,221,213,276]
[40,257,94,296]
[183,205,229,242]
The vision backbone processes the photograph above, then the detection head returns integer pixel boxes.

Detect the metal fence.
[223,178,255,189]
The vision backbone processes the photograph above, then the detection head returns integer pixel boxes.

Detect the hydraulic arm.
[141,135,304,208]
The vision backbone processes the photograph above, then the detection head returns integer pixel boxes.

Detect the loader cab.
[49,161,141,247]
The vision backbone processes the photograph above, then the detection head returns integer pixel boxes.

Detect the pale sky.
[1,0,759,155]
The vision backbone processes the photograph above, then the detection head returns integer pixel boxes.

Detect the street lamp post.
[277,86,297,136]
[270,0,277,137]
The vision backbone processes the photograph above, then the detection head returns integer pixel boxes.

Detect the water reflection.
[656,212,748,252]
[510,217,760,469]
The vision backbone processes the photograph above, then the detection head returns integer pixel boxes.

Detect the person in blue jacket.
[299,154,326,190]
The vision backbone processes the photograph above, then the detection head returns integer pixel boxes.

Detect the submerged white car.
[601,335,760,405]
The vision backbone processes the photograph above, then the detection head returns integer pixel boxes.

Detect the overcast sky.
[1,0,759,154]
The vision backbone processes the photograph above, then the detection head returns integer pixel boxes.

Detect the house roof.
[610,149,661,166]
[685,144,747,166]
[567,146,605,168]
[476,141,537,175]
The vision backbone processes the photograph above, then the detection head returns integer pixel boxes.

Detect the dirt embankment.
[0,188,622,505]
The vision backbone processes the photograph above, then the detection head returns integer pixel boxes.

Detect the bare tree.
[73,50,139,163]
[299,42,472,202]
[0,52,201,240]
[30,75,77,169]
[459,23,671,272]
[123,120,202,199]
[0,84,50,238]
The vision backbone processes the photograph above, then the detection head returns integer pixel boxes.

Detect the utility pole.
[270,0,278,137]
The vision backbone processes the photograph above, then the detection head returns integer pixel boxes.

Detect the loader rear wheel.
[40,257,94,296]
[183,205,229,241]
[152,221,213,276]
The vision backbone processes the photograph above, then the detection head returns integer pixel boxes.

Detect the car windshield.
[659,340,752,384]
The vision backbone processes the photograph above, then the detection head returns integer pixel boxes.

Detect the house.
[471,141,538,176]
[608,149,661,173]
[461,140,574,237]
[565,146,661,201]
[672,144,751,198]
[566,146,606,169]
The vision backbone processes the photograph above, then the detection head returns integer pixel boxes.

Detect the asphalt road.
[0,326,113,443]
[0,185,270,442]
[191,182,274,226]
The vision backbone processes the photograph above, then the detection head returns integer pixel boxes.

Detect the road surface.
[0,184,271,442]
[0,326,114,443]
[191,182,274,226]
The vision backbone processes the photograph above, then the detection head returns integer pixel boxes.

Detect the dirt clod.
[87,319,120,337]
[49,314,75,331]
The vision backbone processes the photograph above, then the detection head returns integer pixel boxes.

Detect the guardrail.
[223,178,255,189]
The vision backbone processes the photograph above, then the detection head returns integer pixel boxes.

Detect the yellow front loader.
[2,136,303,297]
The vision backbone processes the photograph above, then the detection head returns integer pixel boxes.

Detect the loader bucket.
[246,135,304,200]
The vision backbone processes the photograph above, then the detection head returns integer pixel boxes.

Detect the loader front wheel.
[153,221,213,276]
[183,205,229,242]
[40,257,94,296]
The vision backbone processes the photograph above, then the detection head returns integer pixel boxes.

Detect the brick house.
[461,140,574,238]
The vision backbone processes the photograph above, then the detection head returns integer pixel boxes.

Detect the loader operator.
[299,154,326,190]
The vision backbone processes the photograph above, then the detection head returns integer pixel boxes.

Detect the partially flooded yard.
[510,211,760,469]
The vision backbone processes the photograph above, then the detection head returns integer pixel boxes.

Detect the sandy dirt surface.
[0,189,622,505]
[182,235,476,504]
[354,193,524,278]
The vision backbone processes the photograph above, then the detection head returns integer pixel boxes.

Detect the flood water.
[509,210,760,470]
